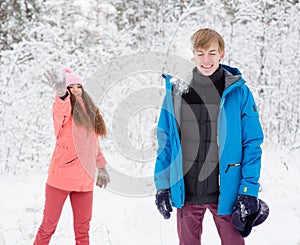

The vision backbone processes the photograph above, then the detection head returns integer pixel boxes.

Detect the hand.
[42,69,66,96]
[96,167,110,188]
[231,194,259,229]
[155,189,173,219]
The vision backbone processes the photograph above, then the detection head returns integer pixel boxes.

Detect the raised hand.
[42,69,66,96]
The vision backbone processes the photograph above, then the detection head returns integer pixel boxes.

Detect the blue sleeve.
[239,85,264,197]
[154,95,172,190]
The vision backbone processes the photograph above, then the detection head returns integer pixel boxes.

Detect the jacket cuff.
[59,91,69,100]
[96,156,106,168]
[238,183,259,197]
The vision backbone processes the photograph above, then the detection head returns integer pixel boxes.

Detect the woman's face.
[68,84,82,97]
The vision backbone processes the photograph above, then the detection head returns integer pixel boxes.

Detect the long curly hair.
[69,88,107,137]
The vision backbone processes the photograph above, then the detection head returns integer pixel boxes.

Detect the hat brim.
[253,199,269,227]
[232,199,269,237]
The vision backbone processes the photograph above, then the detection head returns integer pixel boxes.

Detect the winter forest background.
[0,0,300,244]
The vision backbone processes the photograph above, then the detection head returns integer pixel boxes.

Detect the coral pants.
[177,203,245,245]
[33,184,93,245]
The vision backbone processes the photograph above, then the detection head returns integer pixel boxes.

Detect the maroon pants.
[177,203,245,245]
[34,184,93,245]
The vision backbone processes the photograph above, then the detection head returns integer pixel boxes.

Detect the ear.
[191,57,195,62]
[220,50,225,60]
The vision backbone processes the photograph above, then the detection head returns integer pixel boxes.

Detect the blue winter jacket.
[154,65,264,215]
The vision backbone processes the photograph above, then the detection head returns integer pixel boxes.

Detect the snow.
[1,147,300,245]
[1,0,300,244]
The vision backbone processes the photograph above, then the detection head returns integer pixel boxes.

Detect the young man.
[154,28,264,244]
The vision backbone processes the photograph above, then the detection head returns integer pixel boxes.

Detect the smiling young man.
[154,28,264,244]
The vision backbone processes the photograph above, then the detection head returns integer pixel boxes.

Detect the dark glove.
[155,189,173,219]
[232,194,259,229]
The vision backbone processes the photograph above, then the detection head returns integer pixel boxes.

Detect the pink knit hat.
[62,67,84,87]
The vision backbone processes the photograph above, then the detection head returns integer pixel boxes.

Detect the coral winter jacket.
[47,94,106,191]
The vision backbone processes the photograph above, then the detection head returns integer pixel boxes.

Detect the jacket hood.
[221,64,242,76]
[163,64,244,95]
[221,64,245,91]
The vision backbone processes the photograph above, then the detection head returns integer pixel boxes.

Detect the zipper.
[216,73,244,214]
[225,163,241,173]
[56,115,67,139]
[62,115,66,127]
[180,185,184,207]
[65,157,78,165]
[217,97,225,188]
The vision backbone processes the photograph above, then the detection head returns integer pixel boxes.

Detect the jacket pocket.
[225,163,241,173]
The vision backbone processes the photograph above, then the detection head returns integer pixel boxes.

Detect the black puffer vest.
[180,66,225,204]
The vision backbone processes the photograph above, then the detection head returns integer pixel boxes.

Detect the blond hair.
[191,28,225,52]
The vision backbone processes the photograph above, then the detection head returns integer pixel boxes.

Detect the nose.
[202,54,211,63]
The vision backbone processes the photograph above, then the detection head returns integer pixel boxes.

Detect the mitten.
[232,194,259,230]
[155,189,173,219]
[42,69,66,96]
[96,167,110,188]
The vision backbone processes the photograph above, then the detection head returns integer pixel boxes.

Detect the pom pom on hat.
[62,67,72,74]
[62,67,84,87]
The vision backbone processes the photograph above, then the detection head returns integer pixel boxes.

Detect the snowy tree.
[0,0,41,51]
[0,0,299,174]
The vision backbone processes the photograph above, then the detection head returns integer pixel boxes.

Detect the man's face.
[193,42,225,76]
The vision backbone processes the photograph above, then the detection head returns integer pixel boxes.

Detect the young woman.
[34,68,110,244]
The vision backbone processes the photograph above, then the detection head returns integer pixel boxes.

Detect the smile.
[201,65,213,69]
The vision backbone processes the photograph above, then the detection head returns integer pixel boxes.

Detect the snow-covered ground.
[1,146,300,245]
